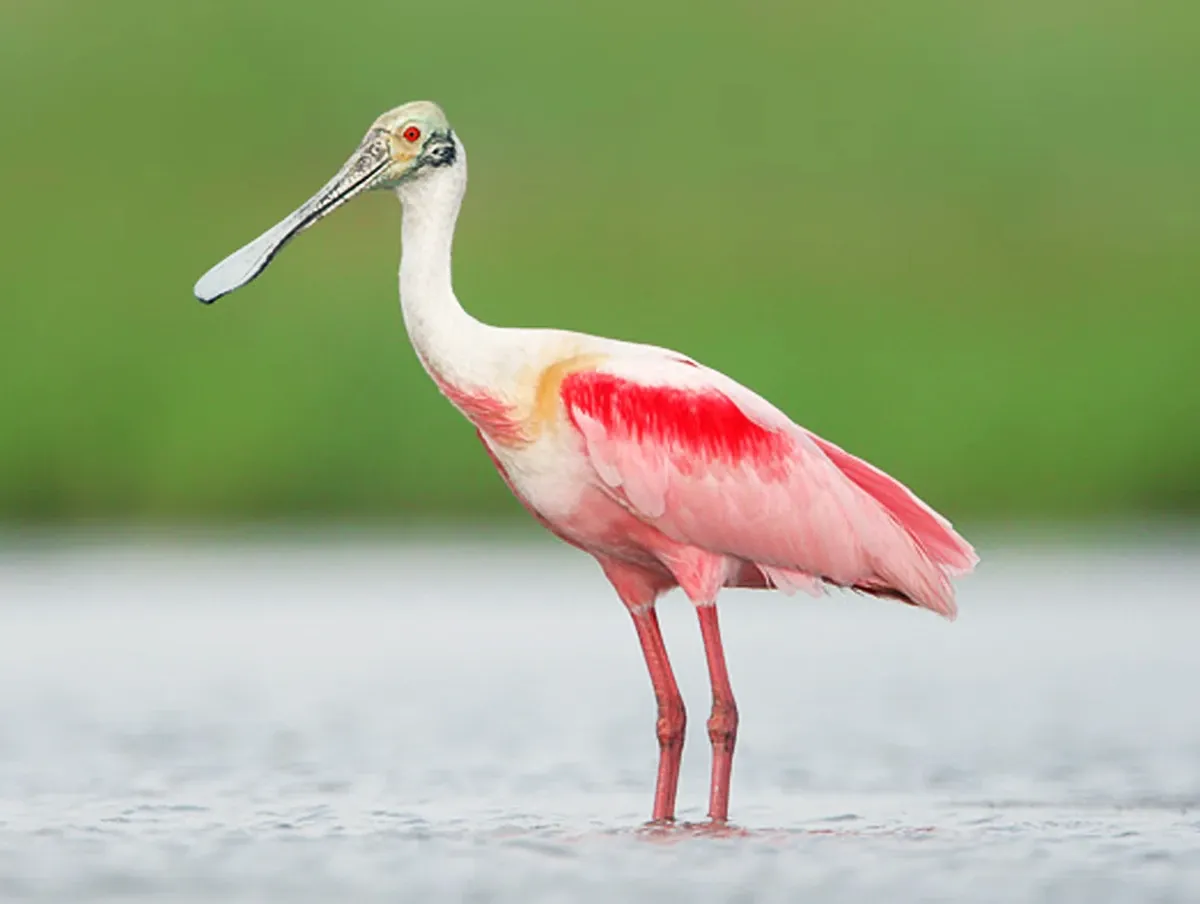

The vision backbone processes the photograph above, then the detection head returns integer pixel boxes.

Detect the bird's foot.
[637,818,748,840]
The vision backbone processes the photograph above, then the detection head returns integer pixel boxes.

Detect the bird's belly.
[551,483,670,567]
[480,434,666,568]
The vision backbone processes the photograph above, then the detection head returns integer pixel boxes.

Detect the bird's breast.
[419,341,607,451]
[435,377,528,447]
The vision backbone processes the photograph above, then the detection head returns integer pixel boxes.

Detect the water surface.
[1,535,1198,901]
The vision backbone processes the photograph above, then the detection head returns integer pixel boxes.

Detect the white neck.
[395,140,486,384]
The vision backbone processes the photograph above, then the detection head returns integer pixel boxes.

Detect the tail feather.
[808,434,978,575]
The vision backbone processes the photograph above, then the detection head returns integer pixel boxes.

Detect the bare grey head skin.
[193,101,459,304]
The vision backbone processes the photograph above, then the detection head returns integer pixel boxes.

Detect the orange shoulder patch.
[531,353,607,435]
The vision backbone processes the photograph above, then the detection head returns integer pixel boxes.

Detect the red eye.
[402,125,422,143]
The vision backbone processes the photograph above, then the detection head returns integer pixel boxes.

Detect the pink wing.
[560,355,977,618]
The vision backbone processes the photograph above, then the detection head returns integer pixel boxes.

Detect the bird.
[194,100,977,826]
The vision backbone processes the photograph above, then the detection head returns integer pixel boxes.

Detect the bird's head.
[194,100,459,304]
[364,101,460,188]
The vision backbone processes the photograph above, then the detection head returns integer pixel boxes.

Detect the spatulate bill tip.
[192,251,263,304]
[193,276,229,304]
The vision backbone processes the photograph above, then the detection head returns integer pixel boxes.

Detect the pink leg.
[629,607,687,823]
[696,604,739,823]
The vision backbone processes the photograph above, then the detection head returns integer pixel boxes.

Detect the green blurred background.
[2,0,1197,526]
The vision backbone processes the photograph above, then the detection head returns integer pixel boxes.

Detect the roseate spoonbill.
[194,101,977,825]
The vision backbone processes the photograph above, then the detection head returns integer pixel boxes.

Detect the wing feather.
[560,354,975,617]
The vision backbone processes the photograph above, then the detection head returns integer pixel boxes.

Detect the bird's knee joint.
[706,724,738,749]
[706,701,738,748]
[655,696,686,747]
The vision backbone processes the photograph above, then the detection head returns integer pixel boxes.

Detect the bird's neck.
[396,156,486,386]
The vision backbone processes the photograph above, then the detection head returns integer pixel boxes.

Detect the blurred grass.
[1,0,1197,523]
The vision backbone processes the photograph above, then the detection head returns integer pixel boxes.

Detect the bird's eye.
[402,125,422,143]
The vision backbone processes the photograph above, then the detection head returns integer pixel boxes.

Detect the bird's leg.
[696,604,739,824]
[629,607,686,824]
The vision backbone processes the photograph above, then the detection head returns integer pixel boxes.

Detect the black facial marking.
[423,129,457,168]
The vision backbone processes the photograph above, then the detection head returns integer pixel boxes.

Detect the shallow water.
[1,534,1198,902]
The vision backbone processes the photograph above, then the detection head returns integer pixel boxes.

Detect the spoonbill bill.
[194,101,977,825]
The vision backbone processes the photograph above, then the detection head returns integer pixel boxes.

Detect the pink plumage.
[556,359,975,620]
